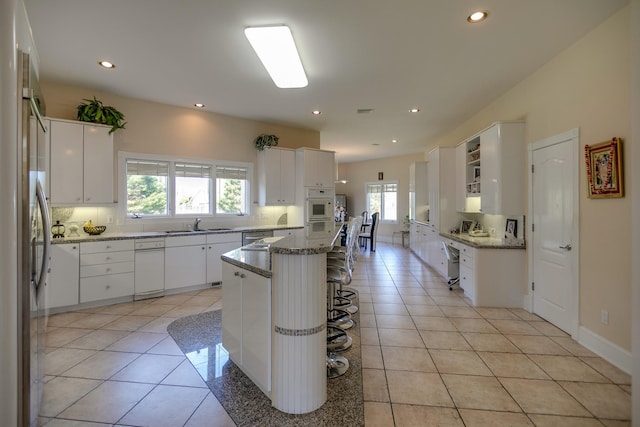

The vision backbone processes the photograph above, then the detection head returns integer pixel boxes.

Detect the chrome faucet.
[193,217,201,231]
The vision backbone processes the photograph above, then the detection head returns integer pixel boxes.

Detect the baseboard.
[577,326,633,375]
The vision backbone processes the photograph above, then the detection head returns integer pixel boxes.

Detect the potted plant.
[254,134,279,151]
[76,97,127,134]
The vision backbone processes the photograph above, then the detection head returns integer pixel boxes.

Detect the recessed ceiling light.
[245,25,308,88]
[98,60,115,69]
[409,108,420,113]
[312,110,322,115]
[194,103,205,108]
[392,139,398,143]
[467,11,488,23]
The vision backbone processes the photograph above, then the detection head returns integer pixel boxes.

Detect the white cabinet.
[48,243,79,309]
[427,146,458,232]
[79,240,134,303]
[409,161,429,222]
[297,148,335,188]
[49,119,114,205]
[455,142,469,213]
[206,232,242,284]
[165,235,207,290]
[221,261,271,395]
[258,147,296,205]
[274,228,302,239]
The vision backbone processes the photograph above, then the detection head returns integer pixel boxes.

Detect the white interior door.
[530,129,579,336]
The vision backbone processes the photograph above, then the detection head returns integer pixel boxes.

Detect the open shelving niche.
[465,135,481,196]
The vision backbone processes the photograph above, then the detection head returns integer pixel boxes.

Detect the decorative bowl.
[84,225,107,235]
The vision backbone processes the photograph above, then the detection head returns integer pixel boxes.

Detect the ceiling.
[24,0,628,163]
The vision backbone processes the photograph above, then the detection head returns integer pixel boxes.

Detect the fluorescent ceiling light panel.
[245,25,308,88]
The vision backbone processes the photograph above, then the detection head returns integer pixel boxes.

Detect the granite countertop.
[441,232,526,249]
[51,225,303,244]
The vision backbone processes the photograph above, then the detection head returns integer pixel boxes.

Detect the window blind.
[175,163,212,178]
[126,159,169,176]
[216,166,248,180]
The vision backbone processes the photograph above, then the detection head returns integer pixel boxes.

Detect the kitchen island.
[220,226,343,414]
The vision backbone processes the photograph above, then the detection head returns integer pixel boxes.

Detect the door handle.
[559,244,572,251]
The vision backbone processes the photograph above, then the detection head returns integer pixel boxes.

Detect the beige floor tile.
[371,293,405,304]
[506,335,571,355]
[400,295,436,305]
[474,307,520,320]
[381,346,436,372]
[45,348,97,376]
[147,335,185,356]
[106,331,166,353]
[527,414,604,427]
[580,357,632,384]
[419,330,472,351]
[40,377,102,417]
[184,392,236,427]
[413,316,456,331]
[119,384,209,427]
[111,353,184,383]
[386,371,454,407]
[360,327,381,346]
[373,303,409,315]
[550,336,598,357]
[439,306,482,318]
[138,316,178,333]
[362,368,390,402]
[442,374,520,412]
[45,327,92,347]
[426,288,457,297]
[58,380,153,423]
[64,329,129,351]
[462,333,521,353]
[40,419,110,427]
[429,349,492,376]
[560,381,631,420]
[405,304,445,317]
[162,305,207,318]
[361,345,385,369]
[529,355,608,382]
[489,319,542,335]
[97,302,143,315]
[152,294,193,305]
[100,315,155,331]
[458,409,534,426]
[359,313,377,328]
[162,359,207,387]
[499,378,590,416]
[66,313,123,329]
[375,314,415,329]
[509,308,543,321]
[397,288,427,296]
[47,312,90,327]
[529,320,570,337]
[378,328,425,348]
[364,402,395,427]
[359,302,375,314]
[431,296,469,307]
[450,317,498,333]
[478,352,550,379]
[358,293,373,303]
[392,404,463,426]
[600,420,632,427]
[130,303,176,317]
[184,295,219,307]
[62,351,139,380]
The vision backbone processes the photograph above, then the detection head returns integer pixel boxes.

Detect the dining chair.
[358,212,379,251]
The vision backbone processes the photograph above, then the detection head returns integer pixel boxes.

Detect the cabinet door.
[221,262,242,362]
[80,272,134,303]
[455,143,467,212]
[83,124,114,203]
[48,244,80,308]
[302,149,335,188]
[241,269,271,393]
[260,148,283,205]
[50,120,83,204]
[480,125,499,214]
[279,148,296,203]
[207,241,241,284]
[165,244,207,289]
[427,149,440,229]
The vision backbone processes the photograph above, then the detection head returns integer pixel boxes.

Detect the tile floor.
[39,243,632,426]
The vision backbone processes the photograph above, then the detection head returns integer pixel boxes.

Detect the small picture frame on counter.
[460,220,474,234]
[505,219,517,238]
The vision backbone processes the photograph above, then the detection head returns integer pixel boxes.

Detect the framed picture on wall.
[585,137,624,198]
[505,219,517,238]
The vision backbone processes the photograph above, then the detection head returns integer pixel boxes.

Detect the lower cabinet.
[79,240,134,303]
[206,233,242,284]
[221,261,271,396]
[48,243,80,309]
[165,235,207,290]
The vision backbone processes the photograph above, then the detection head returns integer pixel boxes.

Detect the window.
[126,160,169,216]
[120,152,252,219]
[366,182,398,222]
[216,165,249,214]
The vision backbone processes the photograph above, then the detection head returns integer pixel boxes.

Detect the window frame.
[118,151,253,222]
[365,180,399,224]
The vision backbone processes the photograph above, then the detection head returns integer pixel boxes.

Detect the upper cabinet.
[257,147,296,206]
[409,161,428,222]
[49,119,114,205]
[455,121,525,215]
[296,148,335,188]
[427,146,458,231]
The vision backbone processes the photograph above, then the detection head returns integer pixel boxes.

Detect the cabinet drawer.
[81,240,134,254]
[165,235,206,247]
[460,254,473,268]
[80,272,134,303]
[459,244,473,257]
[80,250,134,266]
[207,232,242,245]
[459,265,474,297]
[80,261,134,278]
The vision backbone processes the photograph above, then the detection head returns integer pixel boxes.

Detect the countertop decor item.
[254,134,279,151]
[84,225,106,235]
[51,220,65,238]
[585,137,623,198]
[76,96,127,134]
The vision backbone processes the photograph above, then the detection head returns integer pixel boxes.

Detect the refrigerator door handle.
[34,180,50,291]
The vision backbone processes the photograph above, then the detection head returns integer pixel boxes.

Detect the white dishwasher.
[134,239,165,300]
